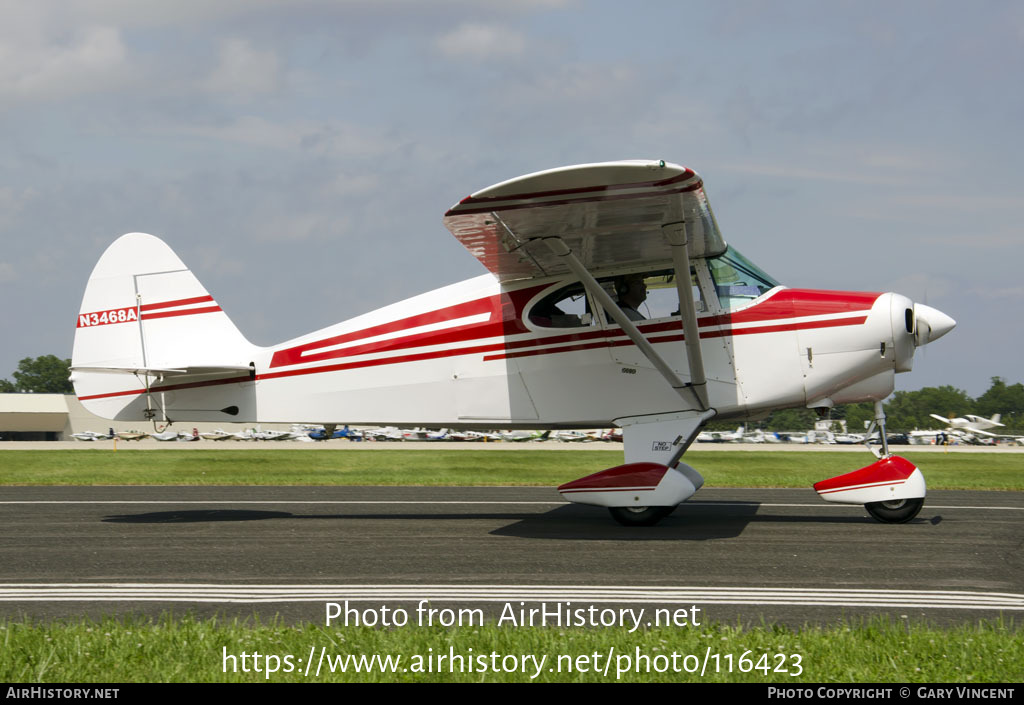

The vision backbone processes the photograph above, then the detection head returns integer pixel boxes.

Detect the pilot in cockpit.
[616,274,648,321]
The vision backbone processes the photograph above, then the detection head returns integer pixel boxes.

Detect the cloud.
[897,194,1024,214]
[930,229,1024,249]
[203,38,282,99]
[4,1,573,31]
[244,211,339,243]
[149,115,395,159]
[0,186,38,225]
[969,285,1024,300]
[0,25,134,104]
[436,22,527,60]
[716,143,947,188]
[716,160,907,187]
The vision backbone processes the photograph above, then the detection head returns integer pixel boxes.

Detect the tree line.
[0,355,74,394]
[2,356,1021,433]
[710,377,1024,433]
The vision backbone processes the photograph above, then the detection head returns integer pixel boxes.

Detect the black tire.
[608,506,673,527]
[864,497,924,524]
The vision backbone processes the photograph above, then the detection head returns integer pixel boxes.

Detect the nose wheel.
[608,506,674,527]
[864,497,924,524]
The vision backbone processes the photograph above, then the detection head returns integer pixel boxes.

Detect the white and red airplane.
[70,160,955,526]
[928,413,1004,437]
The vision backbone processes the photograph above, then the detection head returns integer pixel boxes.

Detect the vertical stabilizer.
[71,233,258,421]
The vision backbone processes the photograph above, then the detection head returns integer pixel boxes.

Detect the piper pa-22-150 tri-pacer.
[71,160,955,526]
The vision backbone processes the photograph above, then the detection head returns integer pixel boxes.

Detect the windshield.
[707,246,779,310]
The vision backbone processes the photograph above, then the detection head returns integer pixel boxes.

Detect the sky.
[1,0,1021,398]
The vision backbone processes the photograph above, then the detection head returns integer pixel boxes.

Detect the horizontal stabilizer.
[71,364,253,378]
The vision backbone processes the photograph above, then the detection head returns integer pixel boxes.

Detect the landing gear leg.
[814,400,927,524]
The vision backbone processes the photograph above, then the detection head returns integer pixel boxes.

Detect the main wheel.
[608,506,673,527]
[864,497,924,524]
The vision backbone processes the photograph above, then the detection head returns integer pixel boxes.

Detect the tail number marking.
[77,306,139,328]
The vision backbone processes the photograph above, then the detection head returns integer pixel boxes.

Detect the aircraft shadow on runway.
[99,502,925,540]
[488,503,925,541]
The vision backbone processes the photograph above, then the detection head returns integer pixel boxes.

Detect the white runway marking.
[0,584,1021,610]
[0,500,565,505]
[1,500,1021,511]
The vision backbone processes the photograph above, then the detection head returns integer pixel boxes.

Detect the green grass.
[2,615,1020,683]
[0,449,1021,490]
[2,449,1020,684]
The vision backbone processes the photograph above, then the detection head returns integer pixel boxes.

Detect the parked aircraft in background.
[833,431,869,445]
[502,429,551,442]
[361,427,406,442]
[696,426,745,443]
[70,160,955,525]
[552,430,596,442]
[929,413,1004,437]
[150,429,198,442]
[70,430,110,441]
[199,429,242,441]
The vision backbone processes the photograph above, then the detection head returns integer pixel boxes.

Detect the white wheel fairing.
[817,467,927,505]
[814,456,926,505]
[558,461,703,508]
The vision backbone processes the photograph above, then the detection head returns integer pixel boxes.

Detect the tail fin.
[71,233,258,422]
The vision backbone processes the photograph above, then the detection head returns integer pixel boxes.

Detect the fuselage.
[73,242,929,429]
[241,276,903,427]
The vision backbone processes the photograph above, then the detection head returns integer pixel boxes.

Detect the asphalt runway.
[1,486,1021,627]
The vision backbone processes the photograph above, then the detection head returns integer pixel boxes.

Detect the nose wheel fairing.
[813,454,927,523]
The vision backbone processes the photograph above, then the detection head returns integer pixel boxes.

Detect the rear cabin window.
[528,282,595,328]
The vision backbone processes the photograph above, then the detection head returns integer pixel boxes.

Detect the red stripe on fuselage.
[77,373,254,401]
[723,289,879,324]
[483,316,869,362]
[270,297,501,368]
[78,289,880,401]
[267,288,880,369]
[269,286,543,369]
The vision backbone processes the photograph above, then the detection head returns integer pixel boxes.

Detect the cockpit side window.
[599,268,703,322]
[528,282,595,328]
[707,247,779,311]
[527,265,713,329]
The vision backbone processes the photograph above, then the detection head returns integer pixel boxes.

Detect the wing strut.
[541,236,710,412]
[663,221,709,409]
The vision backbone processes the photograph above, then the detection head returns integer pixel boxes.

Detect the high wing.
[446,159,724,417]
[443,160,726,282]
